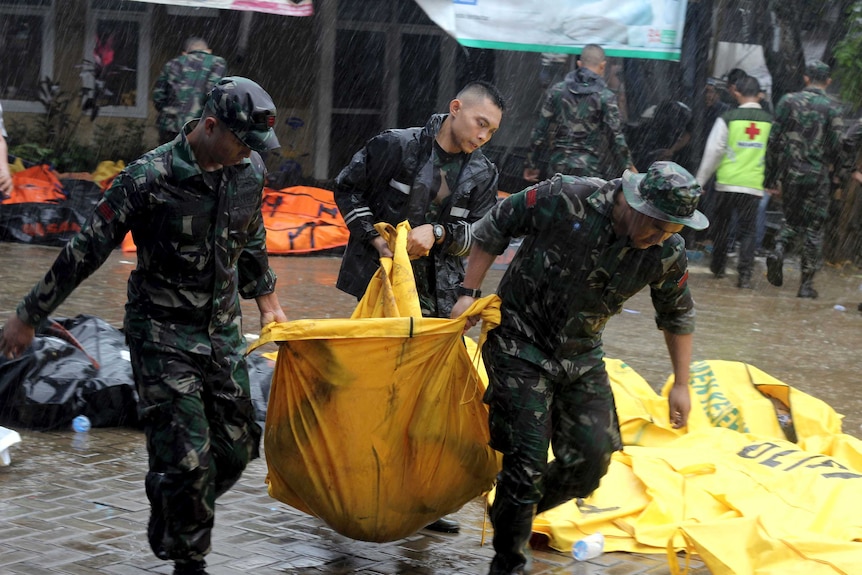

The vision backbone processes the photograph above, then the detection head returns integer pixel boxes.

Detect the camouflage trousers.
[128,338,262,563]
[482,336,621,573]
[775,180,830,274]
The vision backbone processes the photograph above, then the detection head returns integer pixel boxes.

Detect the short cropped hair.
[184,37,209,53]
[580,44,606,68]
[735,75,761,97]
[457,80,506,112]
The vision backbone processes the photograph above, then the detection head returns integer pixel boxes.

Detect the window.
[83,0,151,118]
[0,0,55,112]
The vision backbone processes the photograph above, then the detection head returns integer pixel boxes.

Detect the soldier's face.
[213,120,253,165]
[627,212,683,249]
[449,96,502,154]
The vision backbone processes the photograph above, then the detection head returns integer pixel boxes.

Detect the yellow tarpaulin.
[251,222,503,542]
[532,359,862,574]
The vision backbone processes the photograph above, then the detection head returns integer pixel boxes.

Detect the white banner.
[414,0,687,61]
[130,0,313,17]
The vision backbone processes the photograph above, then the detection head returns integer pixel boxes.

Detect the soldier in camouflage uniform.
[523,44,635,182]
[153,37,227,144]
[0,77,285,575]
[764,60,844,298]
[450,162,708,575]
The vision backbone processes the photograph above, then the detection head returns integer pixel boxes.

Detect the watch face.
[434,225,443,239]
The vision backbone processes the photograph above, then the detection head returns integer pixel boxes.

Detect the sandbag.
[251,221,502,542]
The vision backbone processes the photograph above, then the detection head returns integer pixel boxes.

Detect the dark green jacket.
[472,174,695,379]
[18,125,275,356]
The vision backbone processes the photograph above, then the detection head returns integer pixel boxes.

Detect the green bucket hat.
[621,161,709,231]
[205,76,280,153]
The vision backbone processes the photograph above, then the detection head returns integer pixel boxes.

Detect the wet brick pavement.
[1,427,710,575]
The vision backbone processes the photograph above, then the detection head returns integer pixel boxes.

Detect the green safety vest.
[716,107,773,190]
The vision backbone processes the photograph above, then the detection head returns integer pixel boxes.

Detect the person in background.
[696,75,773,288]
[0,77,286,575]
[333,81,506,534]
[153,37,227,144]
[451,162,708,575]
[0,102,12,199]
[764,60,844,299]
[524,44,635,182]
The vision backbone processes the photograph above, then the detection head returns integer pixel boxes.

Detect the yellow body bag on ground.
[531,359,862,574]
[250,222,502,542]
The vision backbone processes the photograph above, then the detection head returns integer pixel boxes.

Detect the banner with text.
[414,0,687,61]
[130,0,312,17]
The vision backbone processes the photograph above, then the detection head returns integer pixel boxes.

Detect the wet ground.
[0,241,860,574]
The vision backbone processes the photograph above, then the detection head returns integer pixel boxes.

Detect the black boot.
[425,516,460,533]
[737,273,753,289]
[488,496,536,575]
[173,559,208,575]
[797,273,818,298]
[766,244,784,287]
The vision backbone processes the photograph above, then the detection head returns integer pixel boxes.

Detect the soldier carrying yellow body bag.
[249,222,502,542]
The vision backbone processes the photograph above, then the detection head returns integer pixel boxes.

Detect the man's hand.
[523,167,540,182]
[371,235,393,258]
[406,224,435,257]
[667,382,691,429]
[450,295,480,332]
[853,170,862,185]
[0,315,36,359]
[255,292,288,329]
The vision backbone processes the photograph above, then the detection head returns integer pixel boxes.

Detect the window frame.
[0,0,56,113]
[82,0,152,119]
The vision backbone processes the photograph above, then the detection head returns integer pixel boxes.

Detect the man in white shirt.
[696,75,773,288]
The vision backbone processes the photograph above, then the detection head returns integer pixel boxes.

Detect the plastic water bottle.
[572,532,604,561]
[72,415,91,433]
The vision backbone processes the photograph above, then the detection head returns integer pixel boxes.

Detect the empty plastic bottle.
[72,415,91,433]
[572,532,604,561]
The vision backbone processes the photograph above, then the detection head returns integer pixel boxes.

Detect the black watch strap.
[456,285,482,298]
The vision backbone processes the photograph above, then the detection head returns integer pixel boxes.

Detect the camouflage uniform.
[764,61,844,296]
[524,67,632,179]
[153,50,227,143]
[473,169,698,574]
[334,114,499,318]
[16,79,279,568]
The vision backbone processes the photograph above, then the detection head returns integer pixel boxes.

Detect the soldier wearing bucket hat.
[0,76,288,575]
[449,161,706,575]
[621,161,709,231]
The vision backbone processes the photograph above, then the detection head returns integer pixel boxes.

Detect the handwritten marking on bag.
[688,361,746,431]
[738,441,862,479]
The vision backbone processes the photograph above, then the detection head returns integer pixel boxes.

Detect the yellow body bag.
[250,222,502,542]
[531,359,862,574]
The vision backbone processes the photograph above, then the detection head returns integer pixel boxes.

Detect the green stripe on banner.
[456,39,681,62]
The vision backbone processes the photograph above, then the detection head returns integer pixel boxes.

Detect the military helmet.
[205,76,280,152]
[621,161,709,231]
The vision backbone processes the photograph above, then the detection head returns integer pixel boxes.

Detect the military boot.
[488,497,536,575]
[797,273,818,299]
[766,244,784,287]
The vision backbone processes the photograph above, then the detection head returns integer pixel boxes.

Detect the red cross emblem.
[744,122,761,140]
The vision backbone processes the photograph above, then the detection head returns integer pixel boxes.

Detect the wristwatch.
[456,285,482,298]
[433,224,445,244]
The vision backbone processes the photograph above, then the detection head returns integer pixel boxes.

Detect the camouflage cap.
[205,76,280,152]
[622,161,709,231]
[805,59,831,82]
